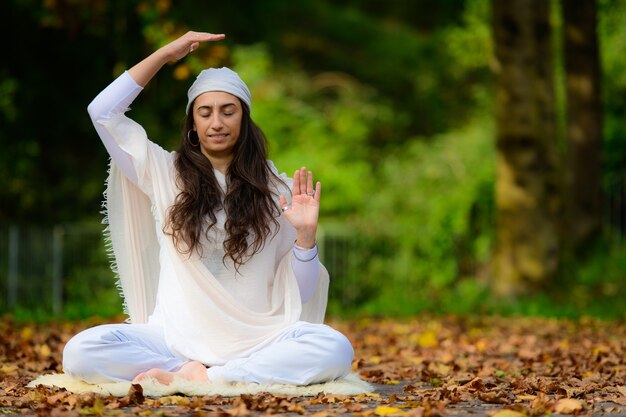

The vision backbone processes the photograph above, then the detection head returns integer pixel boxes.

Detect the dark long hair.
[165,99,285,269]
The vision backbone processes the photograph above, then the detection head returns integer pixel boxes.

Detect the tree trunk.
[491,0,561,297]
[562,0,602,251]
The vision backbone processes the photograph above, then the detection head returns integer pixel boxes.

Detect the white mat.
[28,373,373,397]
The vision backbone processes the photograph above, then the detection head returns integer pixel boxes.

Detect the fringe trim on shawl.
[101,159,131,322]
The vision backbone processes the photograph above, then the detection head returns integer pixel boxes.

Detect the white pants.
[62,322,354,386]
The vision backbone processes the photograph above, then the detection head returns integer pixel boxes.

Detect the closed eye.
[196,103,237,117]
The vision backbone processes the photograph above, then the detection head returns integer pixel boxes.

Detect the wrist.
[154,47,176,64]
[295,229,317,249]
[295,240,317,251]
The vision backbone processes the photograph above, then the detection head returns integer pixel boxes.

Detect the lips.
[208,133,229,142]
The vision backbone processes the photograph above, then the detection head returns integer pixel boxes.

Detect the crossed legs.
[62,322,353,386]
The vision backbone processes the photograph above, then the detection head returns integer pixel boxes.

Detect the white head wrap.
[186,67,252,114]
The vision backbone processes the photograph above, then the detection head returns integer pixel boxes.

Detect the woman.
[62,31,354,386]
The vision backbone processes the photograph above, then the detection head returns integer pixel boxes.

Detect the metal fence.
[0,223,122,317]
[0,222,371,317]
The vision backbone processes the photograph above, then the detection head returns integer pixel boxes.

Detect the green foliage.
[224,2,501,318]
[0,0,624,320]
[232,44,392,218]
[598,0,626,186]
[351,117,496,316]
[554,236,626,318]
[230,42,499,317]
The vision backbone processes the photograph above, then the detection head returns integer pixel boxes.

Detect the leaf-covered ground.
[1,315,625,416]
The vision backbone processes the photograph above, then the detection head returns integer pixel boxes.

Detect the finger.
[314,181,321,201]
[203,33,226,42]
[299,167,307,196]
[306,170,314,196]
[293,170,300,195]
[186,33,225,54]
[189,31,226,42]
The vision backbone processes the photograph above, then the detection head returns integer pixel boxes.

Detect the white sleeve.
[292,244,321,304]
[87,71,144,185]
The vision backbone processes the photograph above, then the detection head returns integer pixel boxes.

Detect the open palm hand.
[280,167,321,248]
[164,31,225,62]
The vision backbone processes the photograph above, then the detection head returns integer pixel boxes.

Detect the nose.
[209,113,224,131]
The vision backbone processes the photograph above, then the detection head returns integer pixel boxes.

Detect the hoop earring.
[187,130,199,147]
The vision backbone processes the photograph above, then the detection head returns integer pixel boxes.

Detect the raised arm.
[87,73,144,184]
[87,31,225,185]
[128,31,225,87]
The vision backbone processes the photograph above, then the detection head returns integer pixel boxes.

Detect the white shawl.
[100,114,329,363]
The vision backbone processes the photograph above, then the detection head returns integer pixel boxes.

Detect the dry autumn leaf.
[489,410,526,417]
[553,398,585,414]
[374,405,405,415]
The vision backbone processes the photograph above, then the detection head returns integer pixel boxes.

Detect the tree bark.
[491,0,561,297]
[562,0,603,251]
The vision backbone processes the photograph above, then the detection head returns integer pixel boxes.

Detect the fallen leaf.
[159,395,191,406]
[478,391,510,405]
[416,331,438,348]
[308,412,331,417]
[490,410,526,417]
[374,405,405,415]
[20,326,33,341]
[515,394,536,402]
[553,398,585,414]
[125,383,144,405]
[226,402,250,416]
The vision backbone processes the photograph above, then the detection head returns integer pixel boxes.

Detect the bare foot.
[133,361,209,385]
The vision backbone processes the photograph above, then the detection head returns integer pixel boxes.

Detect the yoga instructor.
[62,31,354,385]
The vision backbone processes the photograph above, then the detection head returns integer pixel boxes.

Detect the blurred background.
[0,0,624,320]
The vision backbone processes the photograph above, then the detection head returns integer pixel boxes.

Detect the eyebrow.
[197,103,237,110]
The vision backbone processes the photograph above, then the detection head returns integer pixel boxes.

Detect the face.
[192,91,243,162]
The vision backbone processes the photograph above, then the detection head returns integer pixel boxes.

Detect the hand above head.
[162,31,226,62]
[280,167,321,249]
[128,30,226,87]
